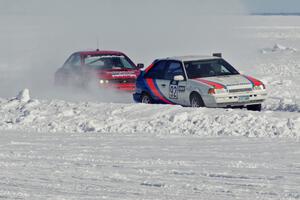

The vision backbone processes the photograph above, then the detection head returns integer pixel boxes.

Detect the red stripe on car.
[145,63,154,73]
[194,78,225,89]
[243,75,262,86]
[145,79,173,104]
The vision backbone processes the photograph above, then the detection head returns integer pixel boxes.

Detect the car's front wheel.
[247,104,262,111]
[190,93,204,107]
[141,93,152,104]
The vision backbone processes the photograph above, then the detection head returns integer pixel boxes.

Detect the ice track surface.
[0,132,299,200]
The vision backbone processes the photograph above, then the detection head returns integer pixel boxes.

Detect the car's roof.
[76,50,125,56]
[163,55,222,62]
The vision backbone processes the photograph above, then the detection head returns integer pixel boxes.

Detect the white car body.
[133,55,267,109]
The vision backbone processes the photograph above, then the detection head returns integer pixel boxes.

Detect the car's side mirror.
[137,63,144,69]
[173,75,184,81]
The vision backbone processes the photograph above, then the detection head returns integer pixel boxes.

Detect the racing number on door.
[169,82,178,99]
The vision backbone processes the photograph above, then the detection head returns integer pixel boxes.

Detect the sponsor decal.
[169,81,179,99]
[112,74,136,78]
[226,83,251,86]
[107,71,137,78]
[179,86,186,92]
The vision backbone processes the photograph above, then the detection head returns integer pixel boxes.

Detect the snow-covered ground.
[1,15,300,199]
[0,89,299,137]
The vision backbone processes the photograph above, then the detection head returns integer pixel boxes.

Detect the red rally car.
[55,50,143,92]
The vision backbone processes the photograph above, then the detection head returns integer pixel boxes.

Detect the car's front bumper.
[203,90,267,108]
[133,93,142,102]
[99,83,136,92]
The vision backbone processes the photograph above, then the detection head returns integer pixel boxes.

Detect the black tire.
[190,93,205,107]
[141,93,152,104]
[247,104,262,111]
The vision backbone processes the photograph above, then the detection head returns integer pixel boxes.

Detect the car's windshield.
[184,59,239,79]
[84,55,135,70]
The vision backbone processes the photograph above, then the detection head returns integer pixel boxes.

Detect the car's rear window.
[184,59,239,78]
[84,55,135,70]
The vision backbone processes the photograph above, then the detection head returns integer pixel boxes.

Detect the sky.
[242,0,300,13]
[1,0,300,15]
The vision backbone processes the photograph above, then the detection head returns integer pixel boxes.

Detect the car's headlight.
[208,88,228,95]
[99,80,109,84]
[253,84,266,90]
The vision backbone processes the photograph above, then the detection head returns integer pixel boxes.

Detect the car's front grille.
[217,100,264,107]
[229,88,252,93]
[109,79,136,84]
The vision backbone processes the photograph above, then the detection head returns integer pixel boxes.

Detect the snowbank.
[255,52,300,113]
[0,89,299,138]
[261,43,297,54]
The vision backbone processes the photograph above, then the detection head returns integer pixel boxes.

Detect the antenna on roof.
[213,53,222,58]
[96,37,100,51]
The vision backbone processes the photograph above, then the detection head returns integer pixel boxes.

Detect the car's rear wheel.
[190,93,204,107]
[247,104,262,111]
[141,93,152,104]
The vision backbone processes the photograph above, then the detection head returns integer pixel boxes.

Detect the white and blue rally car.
[133,54,267,111]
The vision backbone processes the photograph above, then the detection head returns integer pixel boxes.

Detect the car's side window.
[145,61,167,79]
[63,54,82,69]
[164,61,185,80]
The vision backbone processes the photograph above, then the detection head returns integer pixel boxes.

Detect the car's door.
[143,60,173,104]
[163,61,188,105]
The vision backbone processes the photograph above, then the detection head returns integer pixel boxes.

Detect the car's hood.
[194,75,254,89]
[95,69,140,80]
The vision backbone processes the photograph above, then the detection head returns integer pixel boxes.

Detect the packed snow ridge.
[261,43,297,54]
[0,89,299,138]
[16,88,30,102]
